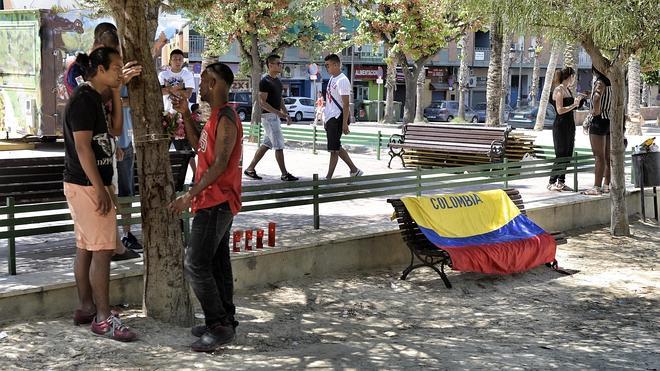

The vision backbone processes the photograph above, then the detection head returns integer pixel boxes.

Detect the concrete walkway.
[0,221,658,369]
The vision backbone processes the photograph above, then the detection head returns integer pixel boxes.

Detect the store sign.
[354,65,382,80]
[475,51,485,61]
[426,67,449,83]
[232,80,250,91]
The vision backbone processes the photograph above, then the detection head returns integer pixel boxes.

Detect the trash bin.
[632,152,660,187]
[632,151,660,222]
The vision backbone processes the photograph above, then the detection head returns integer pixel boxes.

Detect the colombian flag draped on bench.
[401,190,556,274]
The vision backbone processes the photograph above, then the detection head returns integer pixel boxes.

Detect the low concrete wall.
[1,191,657,322]
[526,191,655,232]
[640,106,659,121]
[231,231,409,290]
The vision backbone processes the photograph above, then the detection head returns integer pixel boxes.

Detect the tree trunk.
[398,53,418,124]
[248,34,262,126]
[332,3,342,33]
[499,32,513,124]
[486,18,503,126]
[627,55,642,136]
[457,33,469,122]
[534,42,562,131]
[110,0,192,325]
[383,45,397,124]
[607,62,630,236]
[414,63,427,123]
[529,38,542,106]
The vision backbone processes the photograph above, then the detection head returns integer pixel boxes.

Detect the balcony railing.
[341,44,385,61]
[189,35,205,62]
[473,47,491,65]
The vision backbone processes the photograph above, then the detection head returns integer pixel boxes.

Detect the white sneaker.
[350,169,364,177]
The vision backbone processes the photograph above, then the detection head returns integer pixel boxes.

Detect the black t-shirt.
[259,75,283,113]
[63,84,114,186]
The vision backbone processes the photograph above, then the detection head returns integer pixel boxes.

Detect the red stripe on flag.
[441,233,557,274]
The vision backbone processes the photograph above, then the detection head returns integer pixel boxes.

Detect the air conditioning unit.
[468,76,477,87]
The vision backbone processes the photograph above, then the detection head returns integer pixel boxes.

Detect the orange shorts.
[64,182,117,251]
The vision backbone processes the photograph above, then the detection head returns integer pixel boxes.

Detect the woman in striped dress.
[584,66,612,195]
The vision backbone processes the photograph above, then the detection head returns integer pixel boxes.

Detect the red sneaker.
[74,308,120,325]
[91,315,137,342]
[73,309,95,326]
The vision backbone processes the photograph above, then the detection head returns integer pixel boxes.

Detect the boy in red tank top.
[169,62,243,352]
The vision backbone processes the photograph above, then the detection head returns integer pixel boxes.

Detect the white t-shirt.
[324,73,351,123]
[158,67,195,112]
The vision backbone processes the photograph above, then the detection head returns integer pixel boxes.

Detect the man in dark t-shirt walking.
[243,54,298,181]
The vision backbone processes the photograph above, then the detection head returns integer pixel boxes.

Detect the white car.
[284,97,317,122]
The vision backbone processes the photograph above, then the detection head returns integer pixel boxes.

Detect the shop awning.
[430,82,450,91]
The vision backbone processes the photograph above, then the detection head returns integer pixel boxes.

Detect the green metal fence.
[243,123,606,162]
[243,123,388,159]
[1,151,632,275]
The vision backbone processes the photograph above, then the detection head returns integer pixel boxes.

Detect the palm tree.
[383,45,398,124]
[529,36,543,106]
[563,43,578,91]
[534,41,563,131]
[627,55,642,135]
[457,33,470,121]
[485,18,503,126]
[499,32,513,124]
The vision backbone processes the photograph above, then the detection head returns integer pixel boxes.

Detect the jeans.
[185,202,235,328]
[116,145,135,197]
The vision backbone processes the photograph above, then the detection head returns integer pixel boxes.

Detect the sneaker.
[280,173,299,181]
[350,169,364,177]
[602,185,610,194]
[557,182,573,192]
[191,320,239,337]
[121,232,143,253]
[546,183,554,191]
[191,324,235,352]
[243,169,262,180]
[91,314,137,342]
[548,183,562,192]
[73,308,96,326]
[111,248,140,261]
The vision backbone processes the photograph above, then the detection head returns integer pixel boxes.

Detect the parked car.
[507,104,557,129]
[228,91,252,122]
[473,102,513,123]
[284,97,317,121]
[423,100,479,123]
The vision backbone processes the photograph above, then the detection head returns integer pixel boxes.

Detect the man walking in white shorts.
[243,54,298,181]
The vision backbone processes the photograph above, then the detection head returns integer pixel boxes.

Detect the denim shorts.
[261,113,285,150]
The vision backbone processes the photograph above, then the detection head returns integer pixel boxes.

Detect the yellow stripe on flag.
[401,189,521,238]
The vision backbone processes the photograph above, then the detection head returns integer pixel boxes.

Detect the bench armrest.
[388,133,404,146]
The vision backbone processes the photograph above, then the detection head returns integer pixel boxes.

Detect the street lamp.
[509,40,536,108]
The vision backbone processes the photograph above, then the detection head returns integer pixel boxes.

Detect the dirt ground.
[0,222,658,370]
